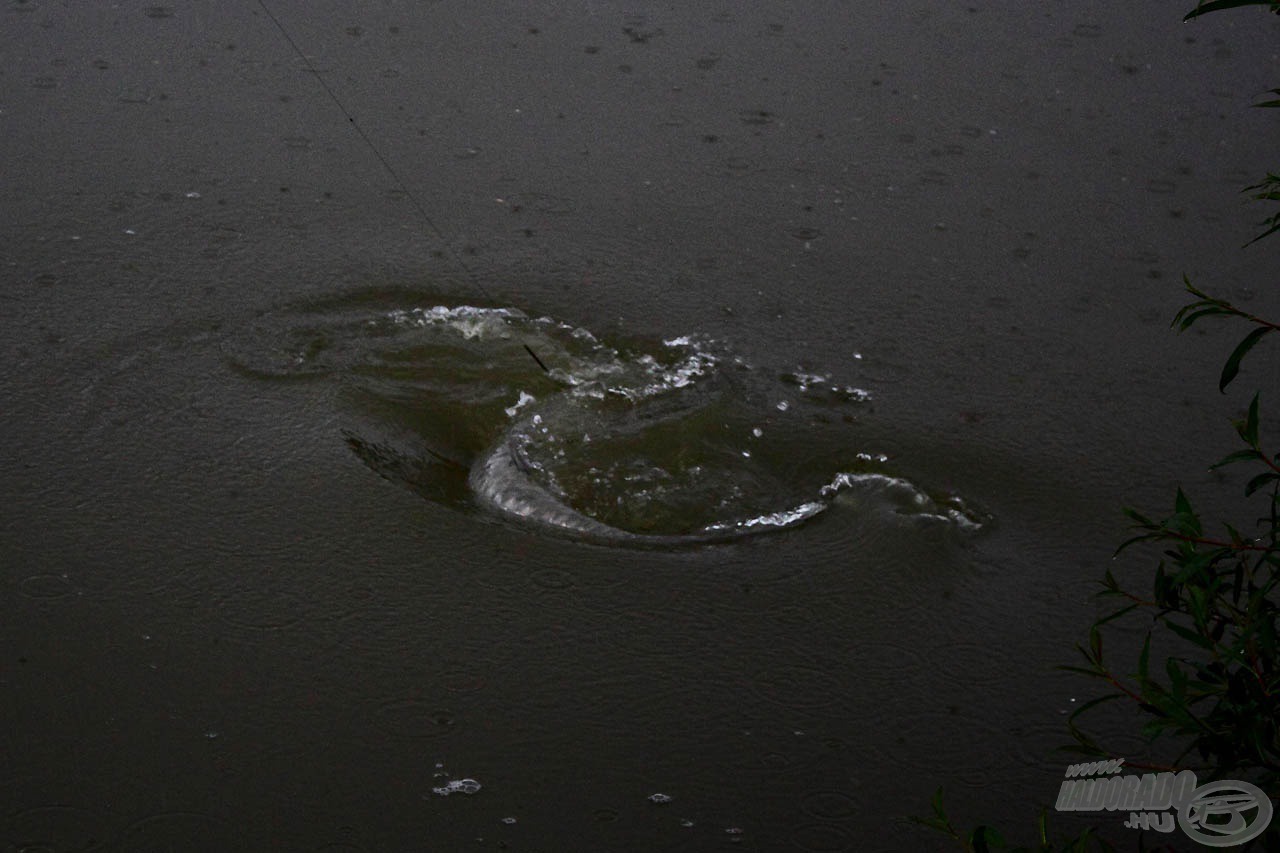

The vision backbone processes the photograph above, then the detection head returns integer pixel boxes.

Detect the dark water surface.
[4,1,1280,850]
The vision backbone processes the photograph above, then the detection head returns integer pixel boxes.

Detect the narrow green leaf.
[1220,326,1273,392]
[970,826,1004,852]
[1058,664,1109,678]
[1138,632,1152,681]
[1101,567,1119,591]
[1176,306,1231,331]
[1172,297,1216,323]
[1163,618,1216,650]
[1245,393,1260,445]
[1244,220,1280,247]
[1115,532,1164,556]
[1141,677,1170,701]
[906,815,953,834]
[1244,172,1280,192]
[1066,692,1124,725]
[1094,603,1139,628]
[1185,0,1278,20]
[1245,471,1280,496]
[1231,556,1246,605]
[1211,449,1264,470]
[1123,506,1157,526]
[1183,276,1211,300]
[1166,657,1185,692]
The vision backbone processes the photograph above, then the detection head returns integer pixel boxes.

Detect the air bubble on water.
[648,793,673,804]
[751,427,763,438]
[776,400,789,412]
[501,817,517,825]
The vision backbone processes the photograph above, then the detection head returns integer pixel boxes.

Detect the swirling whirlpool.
[227,293,987,547]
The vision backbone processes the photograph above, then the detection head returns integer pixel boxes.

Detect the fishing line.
[256,1,549,371]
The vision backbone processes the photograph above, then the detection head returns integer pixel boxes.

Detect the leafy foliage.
[908,789,1116,853]
[1173,280,1278,391]
[1244,172,1280,246]
[914,0,1280,847]
[1072,471,1280,779]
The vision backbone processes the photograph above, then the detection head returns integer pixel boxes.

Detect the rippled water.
[227,291,986,546]
[8,0,1280,848]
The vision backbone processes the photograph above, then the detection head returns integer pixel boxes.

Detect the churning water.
[227,290,986,546]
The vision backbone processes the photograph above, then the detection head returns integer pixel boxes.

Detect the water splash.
[432,778,481,797]
[226,292,986,546]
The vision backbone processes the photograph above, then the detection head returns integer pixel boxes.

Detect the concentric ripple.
[226,291,987,546]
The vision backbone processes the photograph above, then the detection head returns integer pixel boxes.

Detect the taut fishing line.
[256,0,548,371]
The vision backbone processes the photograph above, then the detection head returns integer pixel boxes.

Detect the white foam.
[702,501,827,534]
[504,391,536,418]
[432,777,482,796]
[389,305,525,340]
